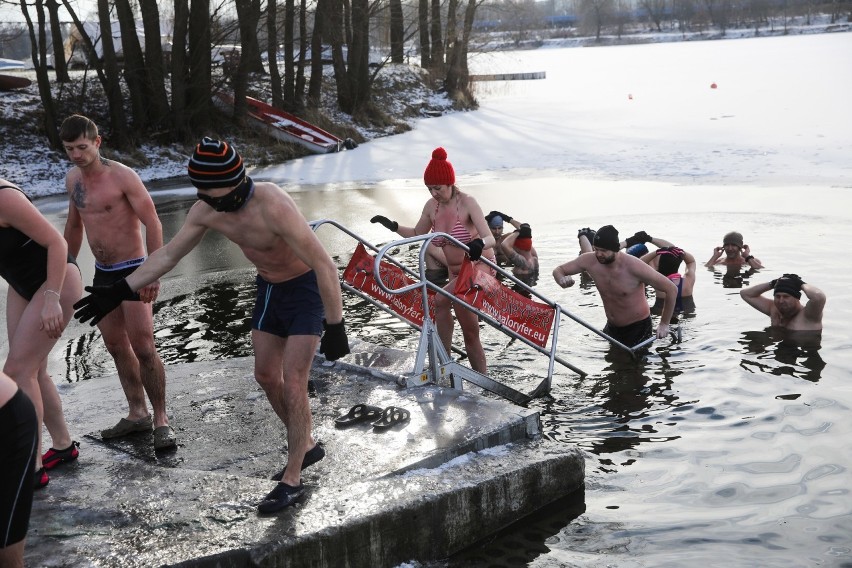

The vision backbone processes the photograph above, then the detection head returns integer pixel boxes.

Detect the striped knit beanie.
[423,147,456,186]
[188,137,245,190]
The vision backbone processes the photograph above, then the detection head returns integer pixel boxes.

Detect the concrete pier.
[25,340,585,567]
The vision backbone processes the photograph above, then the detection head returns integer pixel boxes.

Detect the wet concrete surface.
[26,339,585,567]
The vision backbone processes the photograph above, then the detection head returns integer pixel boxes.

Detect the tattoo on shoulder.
[71,179,86,208]
[100,157,110,167]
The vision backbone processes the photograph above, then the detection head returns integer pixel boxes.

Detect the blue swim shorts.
[252,270,324,337]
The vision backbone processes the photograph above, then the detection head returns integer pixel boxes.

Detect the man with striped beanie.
[73,137,350,513]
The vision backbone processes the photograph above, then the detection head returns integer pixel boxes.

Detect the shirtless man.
[552,225,678,347]
[740,274,824,331]
[59,115,175,450]
[73,137,350,514]
[705,231,763,269]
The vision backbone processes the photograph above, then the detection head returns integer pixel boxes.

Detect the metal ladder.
[311,219,660,406]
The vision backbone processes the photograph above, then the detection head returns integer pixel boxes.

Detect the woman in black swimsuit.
[0,179,82,492]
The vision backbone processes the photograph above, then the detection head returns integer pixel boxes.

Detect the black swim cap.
[773,274,803,299]
[594,225,620,252]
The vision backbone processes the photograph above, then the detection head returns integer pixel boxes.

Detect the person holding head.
[370,147,496,373]
[552,225,678,347]
[485,211,523,265]
[59,114,175,450]
[0,371,38,567]
[739,274,824,331]
[0,179,82,490]
[72,138,350,514]
[640,243,697,316]
[500,223,539,295]
[705,231,763,269]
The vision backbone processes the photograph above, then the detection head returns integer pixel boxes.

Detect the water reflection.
[739,327,825,383]
[711,265,759,289]
[63,274,256,382]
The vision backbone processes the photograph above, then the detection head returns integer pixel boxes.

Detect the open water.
[6,34,852,568]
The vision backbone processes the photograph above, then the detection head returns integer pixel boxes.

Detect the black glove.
[625,230,653,247]
[518,223,532,239]
[370,215,398,232]
[467,238,485,261]
[577,227,596,241]
[73,279,139,326]
[491,211,512,223]
[319,319,350,361]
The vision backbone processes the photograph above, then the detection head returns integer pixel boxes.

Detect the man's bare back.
[190,182,313,283]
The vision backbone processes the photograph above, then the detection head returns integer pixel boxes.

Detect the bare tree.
[389,0,404,62]
[96,0,132,146]
[44,0,69,81]
[429,0,443,74]
[187,0,212,131]
[418,0,430,68]
[171,0,190,139]
[640,0,667,31]
[18,0,60,147]
[115,0,152,130]
[139,0,171,130]
[268,0,283,108]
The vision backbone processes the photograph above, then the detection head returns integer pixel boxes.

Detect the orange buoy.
[710,82,718,89]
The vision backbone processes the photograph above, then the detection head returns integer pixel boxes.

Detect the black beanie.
[773,275,803,299]
[657,247,684,276]
[188,137,246,190]
[593,225,620,252]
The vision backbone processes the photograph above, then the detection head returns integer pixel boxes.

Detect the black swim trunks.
[0,388,38,547]
[252,270,324,337]
[603,316,653,348]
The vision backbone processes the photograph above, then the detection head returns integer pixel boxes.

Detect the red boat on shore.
[214,93,356,154]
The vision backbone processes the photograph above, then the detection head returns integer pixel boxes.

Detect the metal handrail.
[371,233,587,380]
[309,219,667,401]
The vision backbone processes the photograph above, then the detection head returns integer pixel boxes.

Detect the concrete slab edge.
[171,441,586,568]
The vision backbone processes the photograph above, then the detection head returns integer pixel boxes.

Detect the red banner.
[454,259,555,348]
[343,243,435,327]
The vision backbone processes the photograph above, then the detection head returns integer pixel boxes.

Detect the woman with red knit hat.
[370,147,496,373]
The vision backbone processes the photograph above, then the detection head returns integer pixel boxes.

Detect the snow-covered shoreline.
[2,24,849,198]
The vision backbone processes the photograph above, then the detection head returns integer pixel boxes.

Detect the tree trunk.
[346,0,371,115]
[389,0,404,63]
[307,0,328,108]
[418,0,430,68]
[44,0,69,82]
[327,0,352,112]
[187,0,212,132]
[430,0,444,74]
[139,0,171,130]
[295,0,308,109]
[115,0,151,130]
[171,0,190,139]
[19,0,60,148]
[268,0,283,109]
[96,0,132,147]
